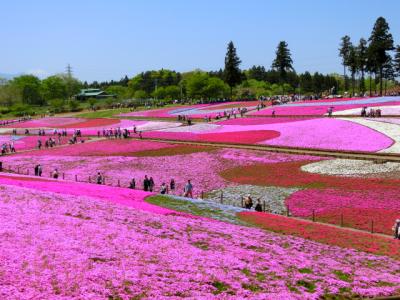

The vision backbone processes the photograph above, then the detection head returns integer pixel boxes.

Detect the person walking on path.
[170,178,175,194]
[149,177,155,192]
[52,168,59,179]
[143,175,150,191]
[244,194,253,209]
[255,198,263,212]
[129,178,136,189]
[184,180,193,198]
[37,164,42,177]
[96,172,103,184]
[160,182,167,194]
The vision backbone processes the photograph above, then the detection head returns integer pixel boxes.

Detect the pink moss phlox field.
[121,101,259,119]
[0,135,67,151]
[286,188,400,217]
[219,148,322,164]
[1,152,232,196]
[76,119,147,131]
[184,101,259,118]
[197,130,280,144]
[146,117,393,151]
[285,188,400,234]
[145,125,283,144]
[2,148,322,195]
[3,117,85,128]
[1,183,400,299]
[4,117,153,135]
[14,136,47,151]
[293,96,370,104]
[216,117,313,125]
[0,135,16,144]
[251,100,400,116]
[258,118,393,152]
[144,131,199,141]
[0,174,168,214]
[77,120,179,136]
[0,118,24,125]
[23,139,177,156]
[120,104,211,118]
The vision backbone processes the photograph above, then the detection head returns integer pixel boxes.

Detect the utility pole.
[66,64,73,99]
[66,64,73,78]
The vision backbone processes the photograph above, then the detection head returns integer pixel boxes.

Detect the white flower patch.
[301,159,400,176]
[137,121,182,131]
[0,128,11,134]
[339,117,400,153]
[205,184,300,214]
[157,123,220,133]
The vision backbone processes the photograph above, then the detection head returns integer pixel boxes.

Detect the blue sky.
[1,0,399,81]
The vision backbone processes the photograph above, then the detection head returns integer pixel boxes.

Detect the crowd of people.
[33,164,43,177]
[34,129,85,149]
[1,142,15,155]
[97,127,131,139]
[37,137,57,149]
[243,194,263,212]
[0,116,32,127]
[132,176,193,198]
[94,172,193,198]
[177,115,193,125]
[361,107,382,117]
[201,107,250,123]
[33,164,59,179]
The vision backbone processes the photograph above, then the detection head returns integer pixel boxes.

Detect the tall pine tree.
[366,43,378,96]
[382,57,395,95]
[224,41,242,99]
[339,35,352,92]
[368,17,394,96]
[347,44,357,96]
[357,38,368,94]
[271,41,294,94]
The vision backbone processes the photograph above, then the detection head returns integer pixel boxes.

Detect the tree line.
[339,16,400,96]
[0,73,82,115]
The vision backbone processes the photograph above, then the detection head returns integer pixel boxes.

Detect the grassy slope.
[146,195,248,225]
[76,108,130,118]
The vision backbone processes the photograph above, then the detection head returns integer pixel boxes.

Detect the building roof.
[77,89,107,96]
